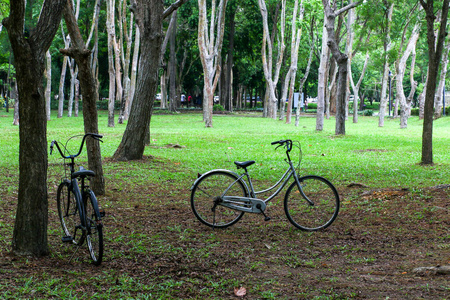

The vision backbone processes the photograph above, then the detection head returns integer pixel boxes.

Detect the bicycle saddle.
[72,166,96,179]
[234,160,255,169]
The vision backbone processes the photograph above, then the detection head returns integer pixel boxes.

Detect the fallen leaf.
[234,287,246,297]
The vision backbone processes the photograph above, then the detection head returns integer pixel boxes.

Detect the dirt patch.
[0,173,449,298]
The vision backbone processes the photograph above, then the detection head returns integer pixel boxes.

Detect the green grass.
[0,109,449,299]
[1,110,449,190]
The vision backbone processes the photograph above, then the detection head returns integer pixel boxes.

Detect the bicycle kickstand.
[256,204,271,221]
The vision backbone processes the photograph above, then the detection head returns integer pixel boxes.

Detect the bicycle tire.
[84,191,104,265]
[284,175,340,231]
[56,181,85,245]
[191,171,246,228]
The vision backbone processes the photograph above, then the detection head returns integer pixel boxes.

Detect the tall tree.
[45,50,51,120]
[3,0,65,256]
[419,0,449,164]
[378,1,394,127]
[60,0,105,195]
[258,0,286,119]
[434,38,450,118]
[113,0,187,160]
[396,22,419,129]
[322,0,361,135]
[106,0,116,127]
[198,0,228,127]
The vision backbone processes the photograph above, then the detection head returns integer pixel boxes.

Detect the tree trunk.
[434,39,450,118]
[113,0,165,160]
[127,25,140,119]
[61,0,105,195]
[316,21,328,131]
[74,79,79,117]
[45,50,51,121]
[106,0,116,127]
[322,0,360,135]
[169,10,178,112]
[58,51,68,118]
[258,0,286,120]
[420,0,449,164]
[118,3,133,124]
[295,19,315,126]
[198,0,228,127]
[378,2,394,127]
[4,0,65,256]
[397,23,419,129]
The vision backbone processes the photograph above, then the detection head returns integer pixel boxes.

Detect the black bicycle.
[50,133,105,265]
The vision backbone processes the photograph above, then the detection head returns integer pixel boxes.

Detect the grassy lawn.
[0,110,449,299]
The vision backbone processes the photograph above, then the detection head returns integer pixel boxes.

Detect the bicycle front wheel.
[57,181,84,245]
[84,192,104,265]
[191,171,246,228]
[284,175,340,231]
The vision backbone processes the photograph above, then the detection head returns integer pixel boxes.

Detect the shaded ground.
[0,163,449,299]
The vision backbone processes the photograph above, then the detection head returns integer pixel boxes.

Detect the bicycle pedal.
[99,209,106,218]
[62,235,73,243]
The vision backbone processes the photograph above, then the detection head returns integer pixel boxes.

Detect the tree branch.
[163,0,189,20]
[335,1,362,16]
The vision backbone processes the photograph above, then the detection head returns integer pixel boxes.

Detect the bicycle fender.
[190,169,244,191]
[87,190,102,220]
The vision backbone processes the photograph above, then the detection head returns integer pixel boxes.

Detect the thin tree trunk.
[434,39,450,118]
[316,21,328,131]
[169,10,178,112]
[126,25,140,119]
[198,0,228,127]
[106,0,116,127]
[378,2,394,127]
[45,50,51,121]
[61,0,105,195]
[258,0,286,120]
[397,23,419,129]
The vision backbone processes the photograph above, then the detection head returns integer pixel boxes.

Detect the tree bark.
[45,50,51,121]
[420,0,450,164]
[113,0,165,160]
[378,2,394,127]
[434,39,450,118]
[198,0,228,127]
[3,0,65,256]
[106,0,116,127]
[322,0,361,135]
[316,21,329,131]
[397,23,419,129]
[61,0,105,195]
[258,0,286,120]
[169,10,178,112]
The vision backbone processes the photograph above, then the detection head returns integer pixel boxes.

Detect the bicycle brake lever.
[275,144,282,151]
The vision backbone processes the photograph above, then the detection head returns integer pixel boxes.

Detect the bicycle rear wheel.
[56,181,84,244]
[84,192,104,265]
[284,175,340,231]
[191,171,246,228]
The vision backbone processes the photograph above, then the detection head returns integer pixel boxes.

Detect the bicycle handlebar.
[271,139,292,152]
[50,133,103,159]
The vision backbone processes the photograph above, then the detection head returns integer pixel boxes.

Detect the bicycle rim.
[57,182,84,245]
[284,175,340,231]
[191,171,246,228]
[85,194,104,265]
